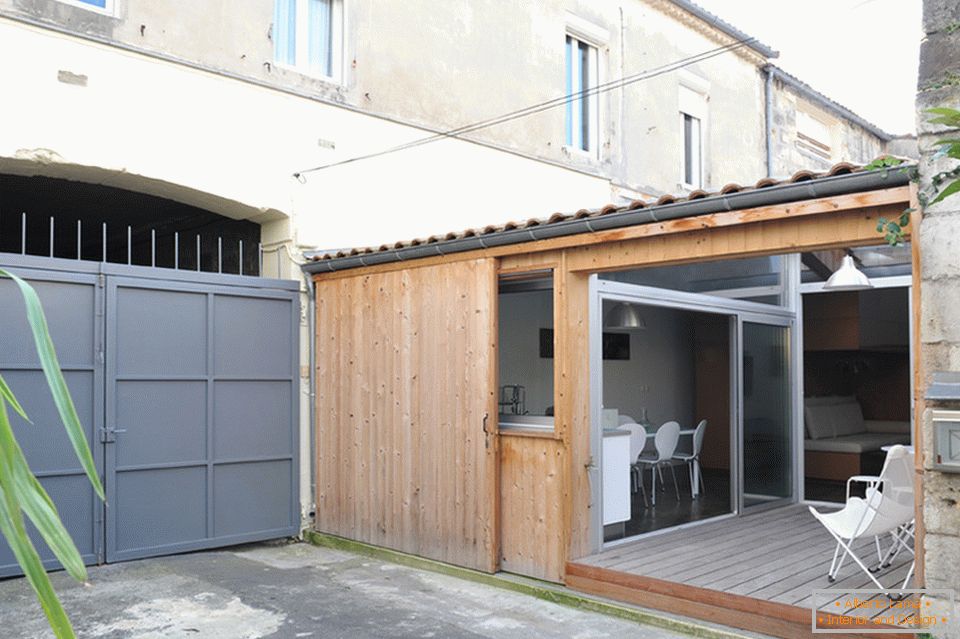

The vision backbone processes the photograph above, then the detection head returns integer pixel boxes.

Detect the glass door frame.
[589,276,798,551]
[737,313,795,515]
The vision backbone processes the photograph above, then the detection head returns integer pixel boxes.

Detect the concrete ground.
[0,541,693,639]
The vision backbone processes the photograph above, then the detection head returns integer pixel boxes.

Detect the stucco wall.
[1,0,770,197]
[769,81,886,176]
[0,17,611,253]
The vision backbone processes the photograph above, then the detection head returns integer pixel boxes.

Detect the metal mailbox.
[933,409,960,473]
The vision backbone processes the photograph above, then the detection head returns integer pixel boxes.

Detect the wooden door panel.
[315,258,498,571]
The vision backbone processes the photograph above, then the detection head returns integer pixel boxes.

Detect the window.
[274,0,342,80]
[797,111,832,158]
[682,113,702,188]
[57,0,114,14]
[565,35,598,154]
[678,80,708,189]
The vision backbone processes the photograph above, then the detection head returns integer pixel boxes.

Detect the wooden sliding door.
[314,258,499,572]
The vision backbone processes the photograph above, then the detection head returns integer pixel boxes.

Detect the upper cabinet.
[803,288,909,352]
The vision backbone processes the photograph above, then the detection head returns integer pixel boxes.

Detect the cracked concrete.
[0,541,689,638]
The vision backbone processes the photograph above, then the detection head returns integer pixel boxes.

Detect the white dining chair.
[635,421,681,505]
[617,414,637,426]
[672,419,707,498]
[620,422,648,508]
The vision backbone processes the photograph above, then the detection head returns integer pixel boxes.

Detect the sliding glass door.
[590,277,797,548]
[740,321,793,509]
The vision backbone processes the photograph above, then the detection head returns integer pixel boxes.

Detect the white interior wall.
[498,290,554,416]
[602,305,696,429]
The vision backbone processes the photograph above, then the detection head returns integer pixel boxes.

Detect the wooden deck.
[566,504,915,639]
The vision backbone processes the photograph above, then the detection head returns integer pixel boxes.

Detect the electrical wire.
[293,36,757,178]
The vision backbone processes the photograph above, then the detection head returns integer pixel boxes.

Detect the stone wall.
[918,0,960,635]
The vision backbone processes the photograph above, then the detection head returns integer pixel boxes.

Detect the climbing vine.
[865,107,960,245]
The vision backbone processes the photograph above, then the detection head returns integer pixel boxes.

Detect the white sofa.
[804,396,910,480]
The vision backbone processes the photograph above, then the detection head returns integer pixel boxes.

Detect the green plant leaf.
[0,374,30,423]
[0,402,76,639]
[0,270,103,501]
[929,179,960,206]
[9,439,88,581]
[926,107,960,127]
[863,156,904,170]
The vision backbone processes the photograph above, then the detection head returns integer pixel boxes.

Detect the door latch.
[99,427,127,443]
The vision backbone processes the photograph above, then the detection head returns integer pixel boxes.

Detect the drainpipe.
[306,272,317,529]
[764,64,774,178]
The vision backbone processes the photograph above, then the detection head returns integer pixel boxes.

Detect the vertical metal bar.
[77,220,82,260]
[217,236,222,274]
[239,240,244,276]
[49,217,54,258]
[174,232,179,270]
[151,229,156,267]
[127,226,132,265]
[258,242,263,277]
[21,212,26,254]
[102,222,107,263]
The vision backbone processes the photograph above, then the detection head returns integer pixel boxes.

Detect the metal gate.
[0,256,299,575]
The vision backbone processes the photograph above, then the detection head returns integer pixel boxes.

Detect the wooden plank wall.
[314,258,499,572]
[498,434,566,582]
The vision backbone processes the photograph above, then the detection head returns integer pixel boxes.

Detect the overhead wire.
[293,36,757,179]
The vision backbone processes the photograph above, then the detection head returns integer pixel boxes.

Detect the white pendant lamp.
[823,255,873,291]
[604,302,647,329]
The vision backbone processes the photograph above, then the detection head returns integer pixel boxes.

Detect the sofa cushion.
[833,401,866,437]
[804,404,836,439]
[804,432,911,454]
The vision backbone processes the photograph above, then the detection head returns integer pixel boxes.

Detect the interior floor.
[606,468,731,540]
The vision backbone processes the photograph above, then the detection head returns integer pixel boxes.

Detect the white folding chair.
[635,421,681,506]
[809,445,915,591]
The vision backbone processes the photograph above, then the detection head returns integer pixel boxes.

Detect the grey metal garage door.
[0,257,299,575]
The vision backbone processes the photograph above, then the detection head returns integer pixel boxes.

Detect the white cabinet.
[602,430,631,525]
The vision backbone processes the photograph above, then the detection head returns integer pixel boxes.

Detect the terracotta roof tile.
[308,158,910,262]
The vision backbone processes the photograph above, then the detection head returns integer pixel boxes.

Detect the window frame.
[563,15,606,159]
[273,0,345,83]
[565,35,599,156]
[682,112,703,189]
